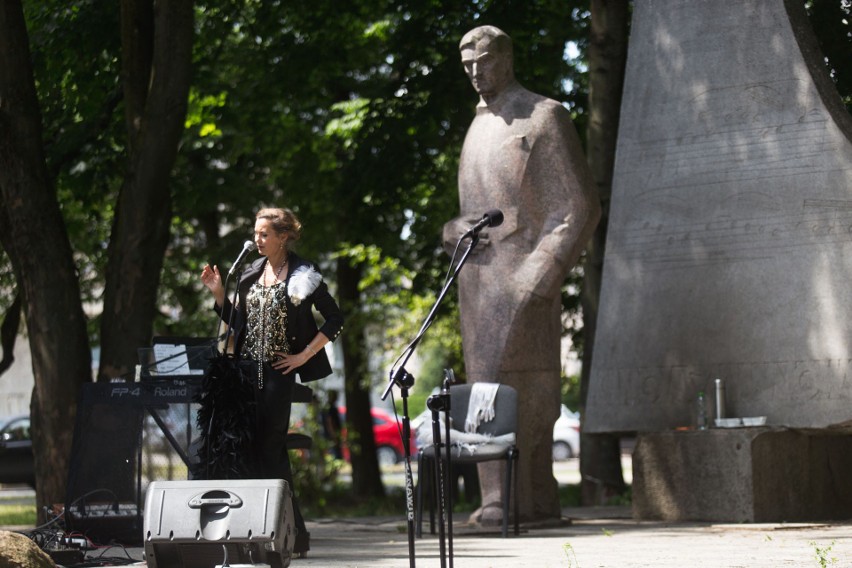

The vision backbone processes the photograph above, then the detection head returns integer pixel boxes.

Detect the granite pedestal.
[632,427,852,522]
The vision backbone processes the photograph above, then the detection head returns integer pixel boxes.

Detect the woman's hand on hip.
[275,351,309,374]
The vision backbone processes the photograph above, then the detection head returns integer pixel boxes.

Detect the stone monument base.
[632,428,852,522]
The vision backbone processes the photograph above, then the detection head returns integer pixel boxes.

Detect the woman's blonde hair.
[256,207,302,248]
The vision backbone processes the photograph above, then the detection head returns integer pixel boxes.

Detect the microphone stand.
[203,265,246,479]
[221,269,243,355]
[381,232,482,568]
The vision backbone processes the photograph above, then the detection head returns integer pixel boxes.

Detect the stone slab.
[632,428,852,522]
[585,1,852,433]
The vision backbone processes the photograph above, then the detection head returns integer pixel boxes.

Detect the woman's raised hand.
[201,264,226,306]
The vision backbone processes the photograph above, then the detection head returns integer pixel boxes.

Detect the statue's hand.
[473,230,491,250]
[512,250,566,301]
[442,216,483,256]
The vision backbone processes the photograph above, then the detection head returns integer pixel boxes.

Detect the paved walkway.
[69,505,852,567]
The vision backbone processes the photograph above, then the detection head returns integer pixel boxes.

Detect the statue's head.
[459,26,514,101]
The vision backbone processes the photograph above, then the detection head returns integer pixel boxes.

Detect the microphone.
[228,240,257,276]
[464,209,504,237]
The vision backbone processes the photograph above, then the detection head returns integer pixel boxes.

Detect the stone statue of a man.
[443,25,600,523]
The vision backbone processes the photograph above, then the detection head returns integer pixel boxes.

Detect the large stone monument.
[444,26,600,523]
[585,0,852,520]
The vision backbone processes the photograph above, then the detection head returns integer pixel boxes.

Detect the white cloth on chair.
[416,425,515,449]
[465,382,500,433]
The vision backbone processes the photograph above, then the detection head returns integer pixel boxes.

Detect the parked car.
[339,407,417,467]
[0,414,34,487]
[553,405,580,461]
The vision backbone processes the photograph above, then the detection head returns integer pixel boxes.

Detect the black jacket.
[216,252,344,382]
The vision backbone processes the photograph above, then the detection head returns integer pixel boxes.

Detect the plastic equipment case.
[144,479,295,568]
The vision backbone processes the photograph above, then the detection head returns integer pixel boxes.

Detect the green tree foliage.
[23,1,124,341]
[806,0,852,111]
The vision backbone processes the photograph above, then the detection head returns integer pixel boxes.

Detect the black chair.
[415,383,519,537]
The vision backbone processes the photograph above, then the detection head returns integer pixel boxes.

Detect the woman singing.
[200,207,344,557]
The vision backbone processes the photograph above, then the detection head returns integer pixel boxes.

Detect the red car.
[339,407,417,466]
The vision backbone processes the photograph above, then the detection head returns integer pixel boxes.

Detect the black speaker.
[65,385,146,545]
[143,479,295,568]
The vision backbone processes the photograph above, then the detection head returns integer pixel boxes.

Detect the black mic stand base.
[427,370,456,568]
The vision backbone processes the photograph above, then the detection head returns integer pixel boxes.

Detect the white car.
[552,405,580,461]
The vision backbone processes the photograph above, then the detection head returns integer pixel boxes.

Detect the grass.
[0,502,37,526]
[0,482,604,527]
[0,484,499,532]
[811,540,837,567]
[559,482,582,507]
[301,484,413,518]
[299,480,592,519]
[562,542,580,567]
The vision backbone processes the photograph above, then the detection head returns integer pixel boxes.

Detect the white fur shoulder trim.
[288,265,323,306]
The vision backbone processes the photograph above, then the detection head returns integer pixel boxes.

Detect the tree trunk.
[580,0,631,505]
[0,0,91,522]
[337,257,385,498]
[98,0,194,381]
[0,294,22,375]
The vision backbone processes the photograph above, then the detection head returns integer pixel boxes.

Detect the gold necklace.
[257,257,287,390]
[264,257,287,286]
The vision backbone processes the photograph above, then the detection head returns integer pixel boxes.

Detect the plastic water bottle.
[696,391,708,430]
